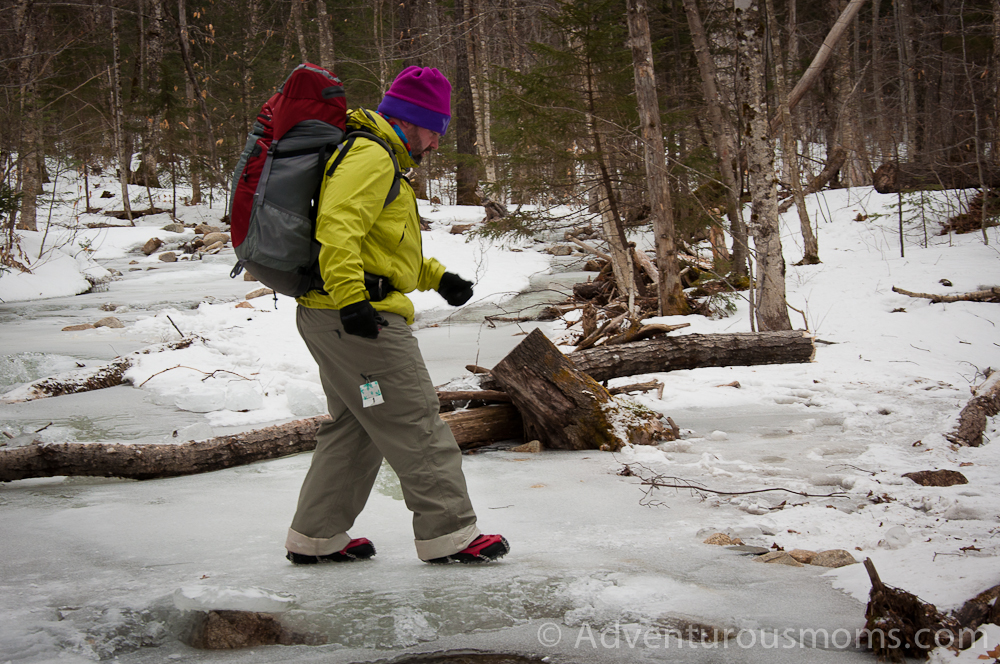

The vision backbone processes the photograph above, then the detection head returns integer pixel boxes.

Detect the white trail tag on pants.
[360,380,384,407]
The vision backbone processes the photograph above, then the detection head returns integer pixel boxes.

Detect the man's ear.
[394,119,415,131]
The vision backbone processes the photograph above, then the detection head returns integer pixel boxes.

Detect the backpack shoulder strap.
[325,125,405,209]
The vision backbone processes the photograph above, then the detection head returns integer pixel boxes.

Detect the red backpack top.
[228,63,404,299]
[228,64,345,293]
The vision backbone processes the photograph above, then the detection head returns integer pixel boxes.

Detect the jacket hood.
[347,108,418,171]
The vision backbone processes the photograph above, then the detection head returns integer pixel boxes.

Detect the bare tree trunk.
[957,1,991,246]
[14,0,39,231]
[583,56,636,310]
[290,0,309,64]
[316,0,336,70]
[373,0,388,87]
[735,0,791,332]
[454,0,480,205]
[769,0,867,134]
[240,0,262,138]
[137,0,164,189]
[895,0,918,158]
[682,0,748,277]
[766,0,817,263]
[828,0,866,187]
[186,76,202,205]
[786,0,800,136]
[626,0,687,315]
[871,0,893,162]
[993,0,1000,168]
[177,0,219,186]
[110,4,133,224]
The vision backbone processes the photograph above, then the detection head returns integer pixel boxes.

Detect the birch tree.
[734,0,791,331]
[464,0,497,192]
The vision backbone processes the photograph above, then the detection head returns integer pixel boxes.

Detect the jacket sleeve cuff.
[418,258,447,292]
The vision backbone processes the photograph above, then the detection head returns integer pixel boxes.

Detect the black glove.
[438,272,474,306]
[340,301,386,339]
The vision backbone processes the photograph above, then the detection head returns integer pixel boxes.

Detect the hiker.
[284,66,509,565]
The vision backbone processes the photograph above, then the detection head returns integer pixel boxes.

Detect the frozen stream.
[0,250,876,664]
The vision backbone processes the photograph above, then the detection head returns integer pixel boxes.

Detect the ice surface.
[172,586,296,613]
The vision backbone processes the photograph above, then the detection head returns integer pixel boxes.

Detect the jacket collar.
[348,108,418,171]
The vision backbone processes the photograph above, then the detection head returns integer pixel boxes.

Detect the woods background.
[2,0,998,281]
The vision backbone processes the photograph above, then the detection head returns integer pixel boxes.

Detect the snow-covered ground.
[1,171,999,664]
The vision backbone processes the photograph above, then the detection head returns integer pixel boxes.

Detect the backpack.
[228,63,403,298]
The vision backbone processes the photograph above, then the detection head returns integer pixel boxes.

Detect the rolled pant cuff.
[415,523,481,561]
[285,528,352,556]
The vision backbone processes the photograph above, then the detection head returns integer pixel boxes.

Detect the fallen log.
[103,206,171,220]
[570,237,611,261]
[569,330,815,383]
[873,160,1000,194]
[441,404,523,449]
[608,380,664,398]
[490,328,667,451]
[946,372,1000,447]
[0,417,326,482]
[0,406,523,482]
[892,285,1000,304]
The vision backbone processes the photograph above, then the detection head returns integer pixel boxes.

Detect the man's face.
[400,122,440,164]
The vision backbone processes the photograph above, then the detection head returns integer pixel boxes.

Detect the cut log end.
[491,329,668,451]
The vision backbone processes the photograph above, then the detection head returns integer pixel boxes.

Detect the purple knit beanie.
[377,66,452,135]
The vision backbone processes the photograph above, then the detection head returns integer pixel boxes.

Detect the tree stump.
[490,328,666,451]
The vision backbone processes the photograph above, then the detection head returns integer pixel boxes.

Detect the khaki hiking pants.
[286,305,480,561]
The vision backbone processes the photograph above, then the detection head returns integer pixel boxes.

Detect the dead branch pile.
[863,559,963,661]
[942,189,1000,234]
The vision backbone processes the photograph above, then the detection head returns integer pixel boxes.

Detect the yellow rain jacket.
[296,109,446,324]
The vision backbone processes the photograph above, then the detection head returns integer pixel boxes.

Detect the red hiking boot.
[426,534,509,564]
[286,538,375,564]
